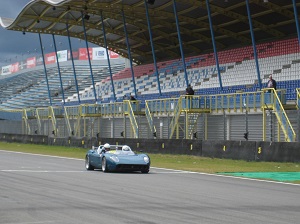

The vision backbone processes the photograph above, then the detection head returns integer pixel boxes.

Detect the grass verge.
[0,141,299,184]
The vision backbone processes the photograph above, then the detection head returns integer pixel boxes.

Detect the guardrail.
[0,109,22,121]
[146,91,267,114]
[36,107,49,119]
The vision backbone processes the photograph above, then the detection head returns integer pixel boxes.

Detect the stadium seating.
[1,38,300,109]
[70,38,299,103]
[0,60,125,109]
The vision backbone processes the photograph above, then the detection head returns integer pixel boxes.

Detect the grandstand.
[0,1,299,143]
[68,37,300,103]
[0,59,126,109]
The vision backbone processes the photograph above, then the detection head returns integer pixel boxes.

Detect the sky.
[0,0,95,67]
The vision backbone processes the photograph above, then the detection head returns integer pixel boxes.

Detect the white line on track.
[6,221,60,224]
[0,170,86,173]
[1,150,299,186]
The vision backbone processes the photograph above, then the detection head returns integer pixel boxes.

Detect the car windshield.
[96,145,135,155]
[115,146,135,155]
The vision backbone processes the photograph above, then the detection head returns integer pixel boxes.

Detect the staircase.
[261,89,296,142]
[64,106,72,136]
[124,100,139,138]
[169,97,182,139]
[145,102,157,138]
[49,106,58,136]
[186,113,200,139]
[22,109,31,134]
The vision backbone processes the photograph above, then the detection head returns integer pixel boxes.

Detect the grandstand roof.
[0,0,299,65]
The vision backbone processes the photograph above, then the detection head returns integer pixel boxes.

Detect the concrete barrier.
[202,140,257,161]
[0,134,299,162]
[256,141,300,162]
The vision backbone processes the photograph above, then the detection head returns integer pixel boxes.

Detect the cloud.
[0,1,98,67]
[0,0,31,66]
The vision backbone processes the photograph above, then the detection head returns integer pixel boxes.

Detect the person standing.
[185,84,194,109]
[130,95,136,101]
[186,84,194,95]
[267,75,276,91]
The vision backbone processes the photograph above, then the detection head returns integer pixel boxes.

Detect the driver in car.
[97,143,110,154]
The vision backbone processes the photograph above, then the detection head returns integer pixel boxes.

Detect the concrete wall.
[0,133,299,162]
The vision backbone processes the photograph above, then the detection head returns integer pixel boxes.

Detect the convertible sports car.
[85,144,150,173]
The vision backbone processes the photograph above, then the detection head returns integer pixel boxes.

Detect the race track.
[0,150,299,224]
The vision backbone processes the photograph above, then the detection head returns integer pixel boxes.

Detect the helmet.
[122,145,130,151]
[104,143,110,149]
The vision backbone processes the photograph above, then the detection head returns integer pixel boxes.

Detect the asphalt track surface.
[1,150,299,224]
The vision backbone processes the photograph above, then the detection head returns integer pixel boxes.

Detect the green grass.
[1,141,299,183]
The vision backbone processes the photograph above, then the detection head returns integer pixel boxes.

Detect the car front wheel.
[85,156,94,170]
[141,169,149,174]
[102,157,109,172]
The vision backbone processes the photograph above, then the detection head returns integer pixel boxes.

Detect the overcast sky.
[0,0,95,67]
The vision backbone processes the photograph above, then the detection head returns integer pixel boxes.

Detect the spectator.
[267,75,276,91]
[186,84,194,95]
[130,95,136,101]
[185,84,194,109]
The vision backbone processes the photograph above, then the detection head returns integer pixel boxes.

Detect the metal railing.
[48,106,58,136]
[169,97,183,139]
[145,101,156,138]
[123,100,139,138]
[261,88,295,142]
[0,89,296,141]
[297,88,300,109]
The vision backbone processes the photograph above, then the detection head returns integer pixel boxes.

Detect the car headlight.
[110,156,119,162]
[143,156,150,163]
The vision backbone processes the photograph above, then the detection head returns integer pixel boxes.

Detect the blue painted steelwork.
[121,10,137,98]
[144,0,162,96]
[172,0,188,87]
[245,0,262,89]
[100,11,116,102]
[81,12,97,102]
[38,33,52,106]
[66,23,81,103]
[52,34,65,104]
[292,0,300,46]
[205,0,223,90]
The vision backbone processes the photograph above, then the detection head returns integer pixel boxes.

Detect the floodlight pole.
[52,34,65,104]
[292,0,300,46]
[66,23,81,104]
[144,0,162,96]
[205,0,223,90]
[81,11,97,102]
[243,97,249,141]
[100,11,116,102]
[172,0,188,87]
[38,33,52,106]
[245,0,262,90]
[121,9,137,98]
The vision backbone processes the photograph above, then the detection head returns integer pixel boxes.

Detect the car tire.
[102,157,109,172]
[141,169,149,174]
[85,155,94,170]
